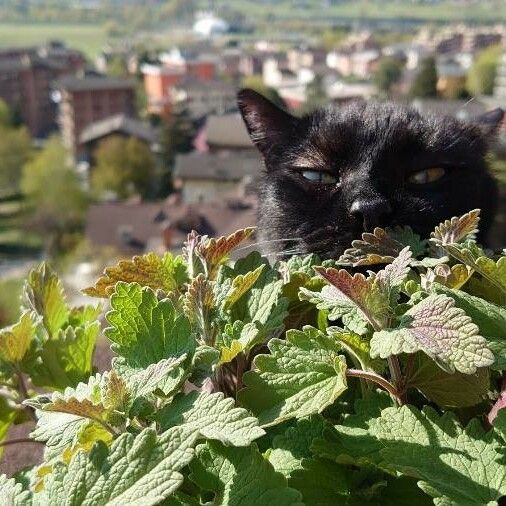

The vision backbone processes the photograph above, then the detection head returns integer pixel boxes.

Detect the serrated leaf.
[372,405,506,505]
[100,370,129,411]
[0,312,35,363]
[0,474,31,505]
[299,284,370,335]
[311,267,389,330]
[432,284,506,370]
[29,321,99,391]
[106,282,194,367]
[222,265,264,310]
[39,427,198,506]
[182,274,216,345]
[189,441,303,505]
[421,264,472,290]
[22,263,69,337]
[198,227,256,277]
[431,209,480,245]
[406,354,490,407]
[326,326,377,370]
[156,391,264,446]
[268,415,326,477]
[114,355,188,399]
[338,226,425,266]
[83,252,187,297]
[312,391,391,466]
[239,326,347,426]
[288,457,350,504]
[370,294,494,374]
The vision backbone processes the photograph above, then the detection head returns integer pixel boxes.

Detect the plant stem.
[15,369,37,421]
[346,368,400,401]
[0,438,45,448]
[387,356,405,404]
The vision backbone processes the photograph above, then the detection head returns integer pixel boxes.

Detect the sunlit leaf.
[0,312,35,364]
[370,294,494,374]
[83,252,187,298]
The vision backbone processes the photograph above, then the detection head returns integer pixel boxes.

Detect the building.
[85,193,257,255]
[204,113,254,152]
[0,42,86,137]
[173,151,261,203]
[171,78,237,118]
[55,75,136,159]
[142,48,218,116]
[79,114,160,163]
[326,49,381,78]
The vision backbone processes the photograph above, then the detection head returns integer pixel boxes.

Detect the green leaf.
[22,263,69,337]
[370,294,494,374]
[0,474,31,505]
[156,391,264,446]
[222,265,265,310]
[28,321,99,391]
[326,326,376,370]
[421,264,472,291]
[239,326,347,426]
[268,415,326,477]
[406,354,490,407]
[82,252,187,297]
[105,282,194,367]
[39,427,198,505]
[288,458,350,505]
[372,405,506,505]
[0,397,17,460]
[100,369,130,412]
[189,441,303,505]
[0,312,35,363]
[431,284,506,370]
[114,355,188,399]
[312,391,391,466]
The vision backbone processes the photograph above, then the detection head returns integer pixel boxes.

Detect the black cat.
[237,89,504,259]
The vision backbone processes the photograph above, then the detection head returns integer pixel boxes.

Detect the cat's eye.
[301,170,338,185]
[408,167,446,185]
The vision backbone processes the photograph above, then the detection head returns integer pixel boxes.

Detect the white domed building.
[193,13,229,38]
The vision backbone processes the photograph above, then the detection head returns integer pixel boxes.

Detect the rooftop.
[174,151,261,182]
[56,75,136,92]
[79,114,159,146]
[205,113,253,149]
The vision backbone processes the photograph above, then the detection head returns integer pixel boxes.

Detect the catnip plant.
[0,209,505,505]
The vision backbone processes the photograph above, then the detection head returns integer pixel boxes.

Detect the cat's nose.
[350,198,392,232]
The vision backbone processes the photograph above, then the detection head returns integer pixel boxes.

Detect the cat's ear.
[475,108,504,136]
[237,88,295,154]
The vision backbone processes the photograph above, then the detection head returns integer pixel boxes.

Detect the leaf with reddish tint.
[338,226,425,266]
[312,267,390,330]
[83,252,187,298]
[431,209,480,245]
[421,264,472,290]
[370,294,494,374]
[199,227,256,277]
[183,274,217,345]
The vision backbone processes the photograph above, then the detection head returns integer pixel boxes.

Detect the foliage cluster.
[0,210,505,504]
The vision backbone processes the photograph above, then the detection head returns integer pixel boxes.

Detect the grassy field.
[0,23,109,59]
[229,0,506,22]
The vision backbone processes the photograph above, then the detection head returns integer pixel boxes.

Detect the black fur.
[238,89,503,259]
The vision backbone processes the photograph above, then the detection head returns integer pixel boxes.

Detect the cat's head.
[238,88,503,259]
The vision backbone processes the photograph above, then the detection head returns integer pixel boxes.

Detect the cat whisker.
[235,237,302,253]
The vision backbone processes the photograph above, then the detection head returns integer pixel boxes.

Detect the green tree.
[301,74,328,113]
[0,99,11,127]
[374,56,404,95]
[107,55,128,77]
[159,107,196,196]
[92,135,156,199]
[21,137,88,255]
[241,75,286,110]
[0,124,31,195]
[467,45,502,96]
[410,56,438,98]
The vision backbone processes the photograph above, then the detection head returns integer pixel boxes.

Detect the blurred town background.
[1,0,506,329]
